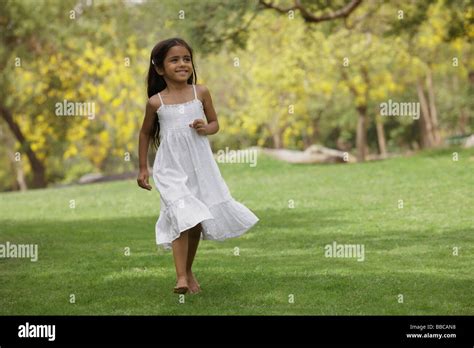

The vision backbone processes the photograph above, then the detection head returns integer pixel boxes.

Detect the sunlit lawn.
[0,149,473,315]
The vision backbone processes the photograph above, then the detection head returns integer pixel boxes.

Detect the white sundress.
[152,84,259,249]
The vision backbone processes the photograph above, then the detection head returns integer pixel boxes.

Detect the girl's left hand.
[189,119,207,135]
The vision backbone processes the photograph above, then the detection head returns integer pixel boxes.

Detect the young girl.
[137,38,259,295]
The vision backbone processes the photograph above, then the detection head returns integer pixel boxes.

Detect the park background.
[0,0,473,315]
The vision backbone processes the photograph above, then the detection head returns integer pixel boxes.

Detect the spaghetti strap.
[192,84,197,100]
[157,92,164,105]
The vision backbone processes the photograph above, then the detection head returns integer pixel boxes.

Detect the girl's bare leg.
[186,223,202,293]
[171,230,189,290]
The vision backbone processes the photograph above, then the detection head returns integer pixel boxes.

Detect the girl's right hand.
[137,169,152,190]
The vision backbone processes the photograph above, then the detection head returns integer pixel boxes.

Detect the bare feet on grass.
[173,276,189,294]
[187,272,201,294]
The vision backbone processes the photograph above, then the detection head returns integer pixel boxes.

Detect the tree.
[0,0,77,188]
[0,0,157,189]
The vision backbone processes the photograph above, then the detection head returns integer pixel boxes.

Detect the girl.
[137,38,259,294]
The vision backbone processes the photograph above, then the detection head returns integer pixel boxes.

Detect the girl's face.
[157,45,193,82]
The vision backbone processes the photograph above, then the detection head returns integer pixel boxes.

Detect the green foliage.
[0,0,472,189]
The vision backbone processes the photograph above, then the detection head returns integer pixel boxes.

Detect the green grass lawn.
[0,148,473,315]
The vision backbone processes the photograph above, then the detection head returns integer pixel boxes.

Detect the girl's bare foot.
[187,272,201,294]
[174,276,188,294]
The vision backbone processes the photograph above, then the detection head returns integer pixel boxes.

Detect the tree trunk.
[356,105,368,162]
[304,113,321,148]
[340,67,370,162]
[302,131,311,149]
[1,125,28,191]
[458,109,468,135]
[416,80,435,148]
[0,105,47,188]
[426,69,441,145]
[272,131,283,149]
[7,148,28,191]
[375,113,387,158]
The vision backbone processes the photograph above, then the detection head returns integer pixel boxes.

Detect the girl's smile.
[158,45,193,81]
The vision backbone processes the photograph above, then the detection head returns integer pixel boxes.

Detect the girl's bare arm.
[137,96,160,190]
[190,85,219,135]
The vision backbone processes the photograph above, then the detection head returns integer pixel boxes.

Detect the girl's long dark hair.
[147,38,197,150]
